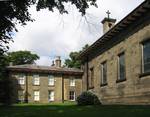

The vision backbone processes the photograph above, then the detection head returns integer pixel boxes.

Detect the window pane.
[34,91,40,101]
[143,41,150,73]
[69,91,75,101]
[101,62,107,85]
[49,91,54,101]
[70,78,75,86]
[33,75,40,85]
[48,75,54,86]
[18,74,25,85]
[18,90,24,102]
[118,53,126,80]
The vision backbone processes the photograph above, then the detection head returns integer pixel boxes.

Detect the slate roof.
[7,64,83,76]
[79,0,150,60]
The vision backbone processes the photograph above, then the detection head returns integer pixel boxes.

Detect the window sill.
[70,85,75,87]
[100,83,108,87]
[34,101,40,102]
[88,86,94,89]
[139,72,150,78]
[49,100,54,102]
[48,85,55,87]
[33,85,40,86]
[69,100,76,102]
[18,84,25,85]
[116,78,126,83]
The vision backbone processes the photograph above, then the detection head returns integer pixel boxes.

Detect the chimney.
[51,60,55,66]
[101,10,116,34]
[55,56,61,67]
[9,62,13,66]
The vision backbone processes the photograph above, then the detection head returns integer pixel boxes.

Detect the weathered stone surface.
[9,72,82,103]
[82,17,150,105]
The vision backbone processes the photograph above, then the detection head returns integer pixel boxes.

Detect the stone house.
[7,56,83,103]
[79,1,150,104]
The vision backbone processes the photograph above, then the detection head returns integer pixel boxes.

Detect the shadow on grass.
[0,104,150,117]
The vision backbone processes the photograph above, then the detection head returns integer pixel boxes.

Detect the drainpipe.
[25,72,28,103]
[86,57,89,91]
[62,75,64,103]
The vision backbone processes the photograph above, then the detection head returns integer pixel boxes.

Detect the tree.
[0,50,39,105]
[0,53,11,105]
[64,44,89,68]
[0,0,97,53]
[7,50,39,65]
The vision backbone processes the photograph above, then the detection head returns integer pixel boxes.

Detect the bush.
[76,91,101,106]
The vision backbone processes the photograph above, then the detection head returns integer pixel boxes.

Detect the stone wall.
[9,72,82,103]
[82,21,150,104]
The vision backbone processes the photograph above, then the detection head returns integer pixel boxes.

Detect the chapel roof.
[79,0,150,60]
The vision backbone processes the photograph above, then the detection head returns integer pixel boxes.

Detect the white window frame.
[70,78,75,86]
[34,91,40,101]
[18,74,25,85]
[69,91,75,101]
[33,74,40,85]
[48,90,55,102]
[48,75,55,86]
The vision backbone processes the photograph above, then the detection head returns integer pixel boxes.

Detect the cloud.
[9,0,144,65]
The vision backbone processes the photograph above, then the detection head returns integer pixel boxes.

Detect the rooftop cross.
[106,10,111,19]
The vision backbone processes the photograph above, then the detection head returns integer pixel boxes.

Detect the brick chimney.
[101,10,116,34]
[55,56,61,67]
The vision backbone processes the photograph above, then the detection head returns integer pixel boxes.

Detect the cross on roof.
[106,10,111,19]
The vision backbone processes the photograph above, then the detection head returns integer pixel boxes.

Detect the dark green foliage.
[0,0,97,53]
[37,0,97,15]
[76,91,101,106]
[7,51,39,65]
[0,50,39,105]
[65,52,81,69]
[0,53,12,105]
[0,0,35,53]
[64,44,89,68]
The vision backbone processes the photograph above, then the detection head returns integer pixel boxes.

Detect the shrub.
[76,91,101,106]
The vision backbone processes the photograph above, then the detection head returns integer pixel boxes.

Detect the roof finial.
[106,10,111,19]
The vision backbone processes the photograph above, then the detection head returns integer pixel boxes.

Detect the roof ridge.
[79,0,150,59]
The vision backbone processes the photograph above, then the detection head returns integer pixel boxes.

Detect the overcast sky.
[9,0,144,66]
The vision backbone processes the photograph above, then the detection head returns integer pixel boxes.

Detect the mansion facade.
[7,57,83,103]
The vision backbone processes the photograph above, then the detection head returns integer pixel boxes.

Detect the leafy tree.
[0,50,39,105]
[0,53,11,105]
[7,51,39,65]
[65,44,89,68]
[0,0,97,53]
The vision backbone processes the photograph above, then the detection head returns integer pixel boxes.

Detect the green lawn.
[0,103,150,117]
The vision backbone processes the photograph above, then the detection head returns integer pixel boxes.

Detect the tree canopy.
[6,51,39,65]
[0,50,39,105]
[0,0,97,53]
[64,44,89,68]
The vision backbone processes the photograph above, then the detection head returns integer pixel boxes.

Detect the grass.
[0,103,150,117]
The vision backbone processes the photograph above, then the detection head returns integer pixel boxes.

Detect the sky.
[9,0,145,66]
